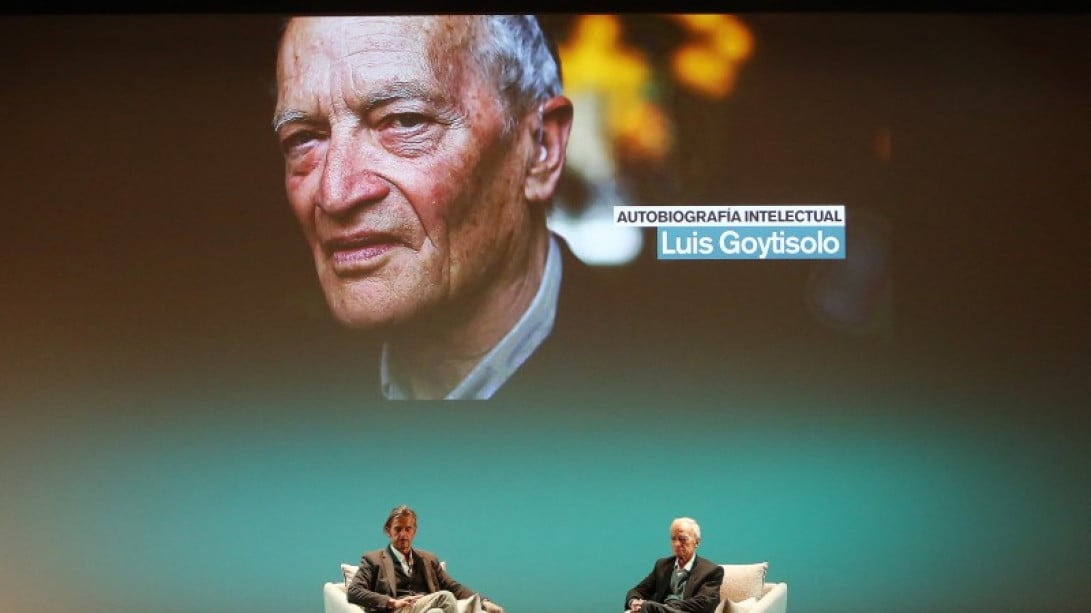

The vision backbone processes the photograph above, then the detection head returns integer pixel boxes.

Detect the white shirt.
[675,555,696,572]
[389,545,414,576]
[380,235,562,400]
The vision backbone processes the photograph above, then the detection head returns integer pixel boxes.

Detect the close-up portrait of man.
[273,15,597,400]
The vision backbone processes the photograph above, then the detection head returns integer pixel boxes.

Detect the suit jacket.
[491,233,673,403]
[324,233,683,403]
[625,555,723,613]
[346,547,475,612]
[304,230,876,404]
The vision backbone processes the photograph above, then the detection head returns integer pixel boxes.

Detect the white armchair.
[325,563,364,613]
[624,562,787,613]
[325,562,462,613]
[324,580,359,613]
[714,561,787,613]
[323,580,489,613]
[717,579,787,613]
[326,560,787,613]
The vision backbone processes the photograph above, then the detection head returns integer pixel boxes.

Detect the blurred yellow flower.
[669,14,753,99]
[558,14,753,163]
[615,99,674,162]
[559,15,649,95]
[672,44,735,99]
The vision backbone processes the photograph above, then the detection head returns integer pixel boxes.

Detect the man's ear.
[524,95,574,203]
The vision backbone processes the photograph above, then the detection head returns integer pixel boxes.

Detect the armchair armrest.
[324,581,364,613]
[750,582,787,613]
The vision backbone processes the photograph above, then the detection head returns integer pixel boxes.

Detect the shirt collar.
[380,234,563,400]
[389,545,414,575]
[675,555,696,572]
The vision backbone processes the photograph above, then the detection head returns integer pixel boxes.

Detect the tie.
[670,567,689,596]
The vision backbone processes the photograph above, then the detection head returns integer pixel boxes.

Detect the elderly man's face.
[274,17,535,330]
[670,521,699,563]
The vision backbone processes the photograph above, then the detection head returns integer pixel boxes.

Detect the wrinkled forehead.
[277,15,478,83]
[283,16,426,53]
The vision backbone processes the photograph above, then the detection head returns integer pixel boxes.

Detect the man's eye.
[374,111,442,156]
[385,113,429,130]
[280,130,321,155]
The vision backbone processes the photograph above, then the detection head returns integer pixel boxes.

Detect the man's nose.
[318,130,390,216]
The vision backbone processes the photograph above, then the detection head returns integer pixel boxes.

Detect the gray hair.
[672,516,702,540]
[277,15,561,134]
[471,15,563,132]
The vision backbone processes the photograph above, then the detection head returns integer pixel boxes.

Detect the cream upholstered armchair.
[324,563,365,613]
[623,562,788,613]
[324,579,357,613]
[713,562,787,613]
[326,562,460,613]
[326,560,787,613]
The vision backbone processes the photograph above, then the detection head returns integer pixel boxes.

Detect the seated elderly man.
[347,505,504,613]
[273,15,588,400]
[625,517,723,613]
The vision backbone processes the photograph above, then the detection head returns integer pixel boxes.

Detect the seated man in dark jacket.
[626,517,723,613]
[347,505,504,613]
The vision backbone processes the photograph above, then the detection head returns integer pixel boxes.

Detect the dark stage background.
[1,13,1088,613]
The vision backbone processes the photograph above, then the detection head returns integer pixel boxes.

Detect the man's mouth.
[322,232,400,274]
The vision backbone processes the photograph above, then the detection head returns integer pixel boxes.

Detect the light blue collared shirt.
[380,235,562,400]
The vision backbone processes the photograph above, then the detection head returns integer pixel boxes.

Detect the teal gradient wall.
[5,385,1089,612]
[2,13,1089,613]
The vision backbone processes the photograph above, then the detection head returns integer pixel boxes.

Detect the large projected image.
[268,15,887,404]
[1,13,1088,613]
